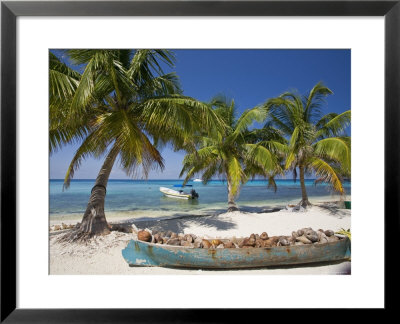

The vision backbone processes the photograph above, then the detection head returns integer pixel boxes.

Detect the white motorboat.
[159,187,199,199]
[193,178,203,182]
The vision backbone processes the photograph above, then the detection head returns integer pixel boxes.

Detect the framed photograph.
[1,0,397,321]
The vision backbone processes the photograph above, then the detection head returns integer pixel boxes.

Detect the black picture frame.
[1,0,398,321]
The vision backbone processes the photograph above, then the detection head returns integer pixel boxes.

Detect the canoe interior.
[122,237,351,269]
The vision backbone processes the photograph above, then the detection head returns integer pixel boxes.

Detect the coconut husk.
[298,227,312,236]
[194,237,203,244]
[201,239,212,248]
[153,233,163,244]
[223,241,235,248]
[194,241,202,248]
[260,232,269,240]
[317,231,329,244]
[255,234,260,240]
[288,236,296,245]
[324,230,335,237]
[181,241,194,248]
[138,230,152,242]
[304,229,319,243]
[212,239,223,246]
[271,236,280,243]
[166,238,181,246]
[278,236,290,246]
[242,237,256,247]
[184,234,194,243]
[264,237,278,247]
[255,239,265,248]
[296,235,312,244]
[265,236,279,246]
[327,235,339,242]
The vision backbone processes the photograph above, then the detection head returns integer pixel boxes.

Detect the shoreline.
[50,199,351,275]
[49,195,350,227]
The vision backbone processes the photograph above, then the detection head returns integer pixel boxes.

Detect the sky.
[50,49,351,180]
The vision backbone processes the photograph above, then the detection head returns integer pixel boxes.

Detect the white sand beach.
[49,202,351,275]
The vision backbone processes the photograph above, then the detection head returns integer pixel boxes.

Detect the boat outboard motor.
[190,189,199,199]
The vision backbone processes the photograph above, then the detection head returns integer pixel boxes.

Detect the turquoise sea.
[50,179,351,222]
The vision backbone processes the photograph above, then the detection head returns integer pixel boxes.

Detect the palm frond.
[138,73,182,99]
[304,82,333,122]
[118,132,164,179]
[289,126,300,150]
[285,151,297,170]
[309,157,344,194]
[316,110,351,138]
[140,95,225,149]
[257,141,288,155]
[63,129,113,189]
[227,157,245,197]
[129,49,175,87]
[232,106,267,138]
[49,52,80,103]
[313,137,351,172]
[244,144,278,173]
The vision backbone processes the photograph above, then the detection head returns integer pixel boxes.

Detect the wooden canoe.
[122,236,351,269]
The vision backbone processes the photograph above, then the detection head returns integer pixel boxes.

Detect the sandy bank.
[50,204,351,275]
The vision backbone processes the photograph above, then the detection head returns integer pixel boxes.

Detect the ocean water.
[50,179,351,222]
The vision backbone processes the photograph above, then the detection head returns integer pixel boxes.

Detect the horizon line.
[49,178,323,181]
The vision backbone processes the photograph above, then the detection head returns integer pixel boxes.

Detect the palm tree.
[264,82,351,207]
[180,97,285,212]
[49,50,223,240]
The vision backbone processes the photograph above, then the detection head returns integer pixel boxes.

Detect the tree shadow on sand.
[125,214,238,234]
[116,204,285,234]
[314,203,350,219]
[239,205,284,213]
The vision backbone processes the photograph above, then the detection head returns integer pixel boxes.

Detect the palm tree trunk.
[227,179,239,212]
[78,146,119,237]
[299,166,311,207]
